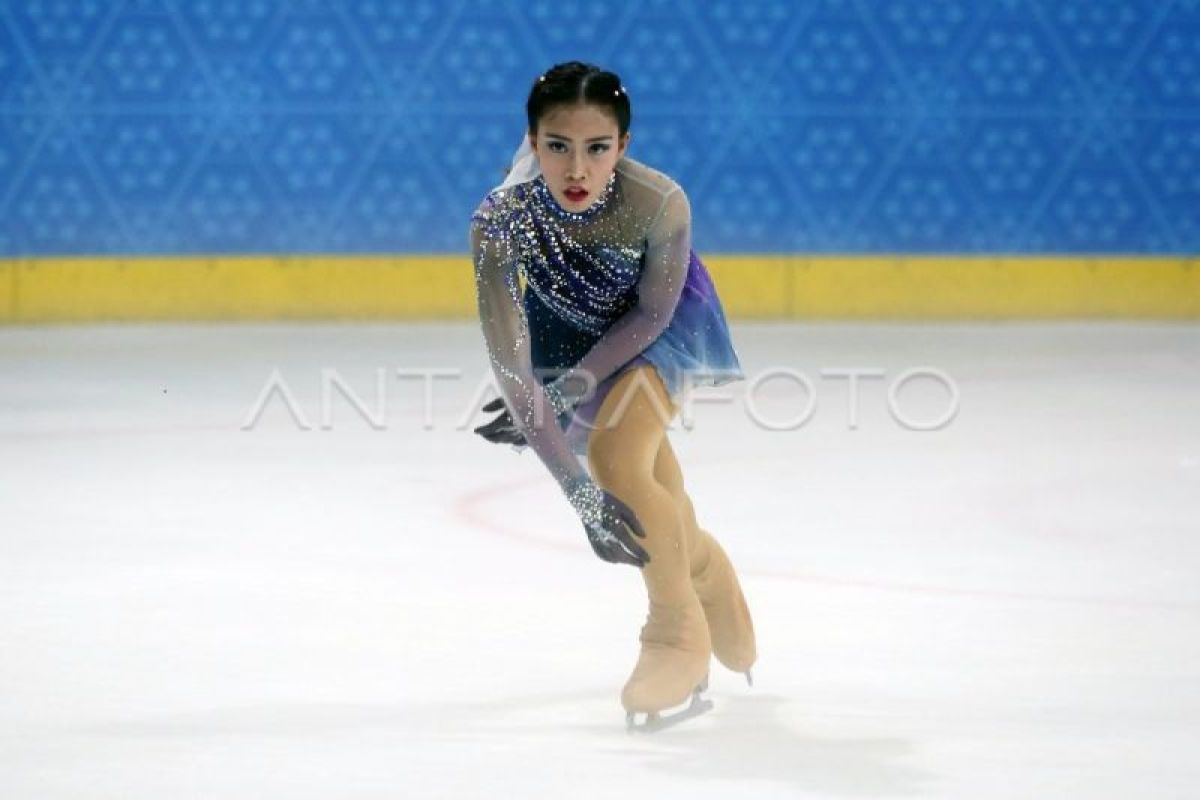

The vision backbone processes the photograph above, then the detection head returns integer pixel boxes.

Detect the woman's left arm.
[547,187,691,407]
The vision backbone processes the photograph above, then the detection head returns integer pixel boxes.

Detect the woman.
[469,61,755,732]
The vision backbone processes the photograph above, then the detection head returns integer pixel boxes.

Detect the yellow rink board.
[1,254,1197,322]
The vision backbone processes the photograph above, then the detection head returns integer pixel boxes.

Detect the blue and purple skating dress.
[471,155,744,462]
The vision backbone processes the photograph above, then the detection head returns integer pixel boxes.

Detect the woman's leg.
[587,365,711,713]
[652,436,757,676]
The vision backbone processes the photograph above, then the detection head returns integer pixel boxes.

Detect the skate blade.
[624,686,713,734]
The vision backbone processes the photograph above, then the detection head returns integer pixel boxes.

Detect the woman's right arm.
[470,215,590,492]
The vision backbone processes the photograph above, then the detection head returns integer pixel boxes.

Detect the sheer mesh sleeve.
[471,212,589,491]
[560,186,691,395]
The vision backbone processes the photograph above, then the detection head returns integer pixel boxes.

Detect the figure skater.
[469,61,755,732]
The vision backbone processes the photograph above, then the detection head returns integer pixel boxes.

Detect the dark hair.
[526,61,631,137]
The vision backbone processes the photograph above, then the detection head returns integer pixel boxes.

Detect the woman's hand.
[474,375,589,447]
[564,478,651,568]
[473,396,526,446]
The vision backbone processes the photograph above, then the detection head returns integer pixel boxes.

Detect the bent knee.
[587,428,633,488]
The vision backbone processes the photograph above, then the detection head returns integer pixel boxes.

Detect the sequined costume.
[470,155,744,484]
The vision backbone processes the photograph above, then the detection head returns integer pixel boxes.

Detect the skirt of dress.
[525,248,745,457]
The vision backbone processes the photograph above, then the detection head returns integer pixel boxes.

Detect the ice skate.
[620,594,713,720]
[690,528,757,682]
[625,674,713,733]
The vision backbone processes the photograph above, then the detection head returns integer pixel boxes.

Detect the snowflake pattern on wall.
[0,0,1196,255]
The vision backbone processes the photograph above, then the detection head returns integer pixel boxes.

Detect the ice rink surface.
[2,321,1198,799]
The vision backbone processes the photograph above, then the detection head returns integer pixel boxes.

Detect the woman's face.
[529,103,630,212]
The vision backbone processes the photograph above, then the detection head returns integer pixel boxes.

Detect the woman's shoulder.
[616,157,689,237]
[470,180,532,233]
[615,156,685,202]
